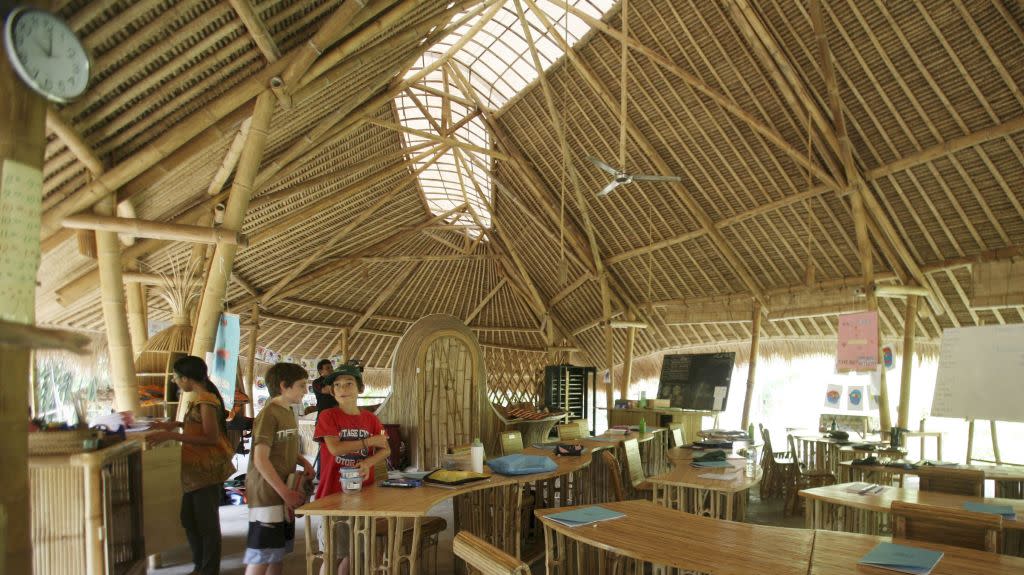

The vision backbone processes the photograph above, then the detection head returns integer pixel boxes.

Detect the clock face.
[4,7,90,103]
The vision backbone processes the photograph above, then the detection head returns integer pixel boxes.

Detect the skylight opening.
[396,0,614,236]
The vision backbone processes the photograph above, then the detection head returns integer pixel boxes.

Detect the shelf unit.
[543,365,596,433]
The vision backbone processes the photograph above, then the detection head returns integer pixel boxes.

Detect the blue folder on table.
[858,542,943,575]
[963,502,1016,519]
[545,506,625,527]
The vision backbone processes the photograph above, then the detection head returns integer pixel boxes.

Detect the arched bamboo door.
[379,314,495,470]
[416,332,478,469]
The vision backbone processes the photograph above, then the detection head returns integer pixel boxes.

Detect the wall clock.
[3,6,90,103]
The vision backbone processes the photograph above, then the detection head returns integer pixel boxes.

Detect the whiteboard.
[931,324,1024,422]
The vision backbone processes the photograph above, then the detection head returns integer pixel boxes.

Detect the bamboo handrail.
[61,214,248,247]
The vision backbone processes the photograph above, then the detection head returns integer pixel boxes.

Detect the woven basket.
[28,429,101,456]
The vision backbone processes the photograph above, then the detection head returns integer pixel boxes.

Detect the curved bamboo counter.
[649,462,762,521]
[296,447,593,574]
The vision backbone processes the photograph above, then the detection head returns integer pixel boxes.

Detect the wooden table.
[296,447,592,574]
[809,530,1024,575]
[536,499,815,575]
[801,481,1024,556]
[648,462,761,521]
[795,433,882,475]
[575,429,669,501]
[838,461,1024,498]
[666,446,745,462]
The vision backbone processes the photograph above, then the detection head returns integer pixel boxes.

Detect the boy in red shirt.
[313,365,390,575]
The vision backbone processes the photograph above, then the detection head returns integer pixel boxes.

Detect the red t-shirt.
[313,407,384,499]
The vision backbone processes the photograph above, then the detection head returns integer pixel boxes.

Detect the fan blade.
[587,156,619,176]
[597,180,621,197]
[630,174,682,183]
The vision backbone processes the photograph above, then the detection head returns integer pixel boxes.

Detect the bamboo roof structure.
[32,0,1024,375]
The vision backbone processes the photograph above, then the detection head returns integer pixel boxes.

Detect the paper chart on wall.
[824,384,843,409]
[847,386,866,412]
[837,311,879,372]
[0,159,43,324]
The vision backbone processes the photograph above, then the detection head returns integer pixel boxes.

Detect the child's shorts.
[243,505,295,565]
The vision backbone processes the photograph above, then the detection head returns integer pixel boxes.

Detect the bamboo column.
[191,92,274,357]
[620,320,636,400]
[0,37,45,574]
[340,328,349,363]
[244,304,259,417]
[740,301,762,430]
[600,277,615,423]
[897,295,918,430]
[125,261,148,357]
[95,196,141,412]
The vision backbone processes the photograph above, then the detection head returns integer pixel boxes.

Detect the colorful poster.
[837,311,879,372]
[0,159,42,324]
[882,346,894,370]
[824,384,843,409]
[847,386,866,412]
[207,313,240,411]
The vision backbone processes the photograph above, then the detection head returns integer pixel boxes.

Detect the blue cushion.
[486,454,557,476]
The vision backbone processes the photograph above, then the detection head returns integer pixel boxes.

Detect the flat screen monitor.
[657,352,736,412]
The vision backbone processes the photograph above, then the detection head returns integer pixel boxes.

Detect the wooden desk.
[666,446,746,462]
[649,462,761,521]
[809,530,1024,575]
[576,429,669,501]
[608,408,707,447]
[536,499,815,575]
[297,447,592,574]
[801,481,1024,554]
[795,434,882,475]
[838,461,1024,498]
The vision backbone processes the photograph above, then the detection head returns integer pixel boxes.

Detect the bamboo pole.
[125,261,148,357]
[621,324,636,400]
[897,295,919,430]
[95,196,140,412]
[0,42,45,572]
[61,213,249,246]
[227,0,280,63]
[340,328,349,363]
[740,302,762,430]
[191,92,275,358]
[45,108,104,175]
[601,277,615,415]
[244,304,259,417]
[990,421,1001,465]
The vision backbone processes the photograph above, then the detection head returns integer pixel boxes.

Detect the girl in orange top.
[149,355,235,575]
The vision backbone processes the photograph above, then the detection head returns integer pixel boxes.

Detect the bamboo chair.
[892,501,1002,553]
[668,423,686,447]
[557,423,582,441]
[916,467,985,497]
[500,431,524,455]
[622,438,653,496]
[785,434,836,515]
[601,450,627,502]
[453,531,530,575]
[758,425,796,501]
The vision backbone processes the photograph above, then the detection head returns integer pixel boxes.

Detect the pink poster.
[836,311,879,372]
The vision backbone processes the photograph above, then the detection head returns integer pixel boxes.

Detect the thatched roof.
[34,0,1024,371]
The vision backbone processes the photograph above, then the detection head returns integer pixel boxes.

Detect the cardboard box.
[648,399,671,408]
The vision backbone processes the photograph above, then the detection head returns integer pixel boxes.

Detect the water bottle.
[470,437,484,473]
[639,390,647,409]
[638,418,647,435]
[745,448,756,478]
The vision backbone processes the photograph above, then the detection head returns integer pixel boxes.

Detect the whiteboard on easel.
[931,324,1024,423]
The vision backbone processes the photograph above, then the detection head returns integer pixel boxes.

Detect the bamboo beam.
[740,302,762,430]
[0,49,45,573]
[46,108,103,175]
[244,304,259,417]
[191,92,275,358]
[279,0,367,89]
[61,214,249,246]
[94,196,140,412]
[207,117,252,195]
[871,284,932,298]
[465,278,507,325]
[339,328,350,363]
[258,147,446,304]
[228,0,280,62]
[351,263,420,335]
[530,2,768,306]
[601,276,616,411]
[609,320,648,329]
[897,295,919,430]
[363,118,512,161]
[0,320,91,354]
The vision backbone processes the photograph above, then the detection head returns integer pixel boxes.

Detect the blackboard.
[657,353,736,412]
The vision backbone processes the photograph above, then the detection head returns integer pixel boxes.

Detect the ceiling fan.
[586,0,680,198]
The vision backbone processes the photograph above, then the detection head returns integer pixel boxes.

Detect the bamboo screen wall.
[420,336,477,469]
[483,347,548,406]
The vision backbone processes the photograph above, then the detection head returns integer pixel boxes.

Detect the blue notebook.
[545,506,625,527]
[963,502,1016,519]
[690,460,733,468]
[858,542,943,575]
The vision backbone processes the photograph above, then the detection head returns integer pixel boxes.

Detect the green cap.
[324,364,363,387]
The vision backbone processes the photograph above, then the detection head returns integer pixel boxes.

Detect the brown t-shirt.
[181,389,235,492]
[246,400,299,509]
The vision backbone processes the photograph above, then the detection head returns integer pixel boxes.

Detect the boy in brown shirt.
[244,363,314,574]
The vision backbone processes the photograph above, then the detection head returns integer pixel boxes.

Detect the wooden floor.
[149,490,802,574]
